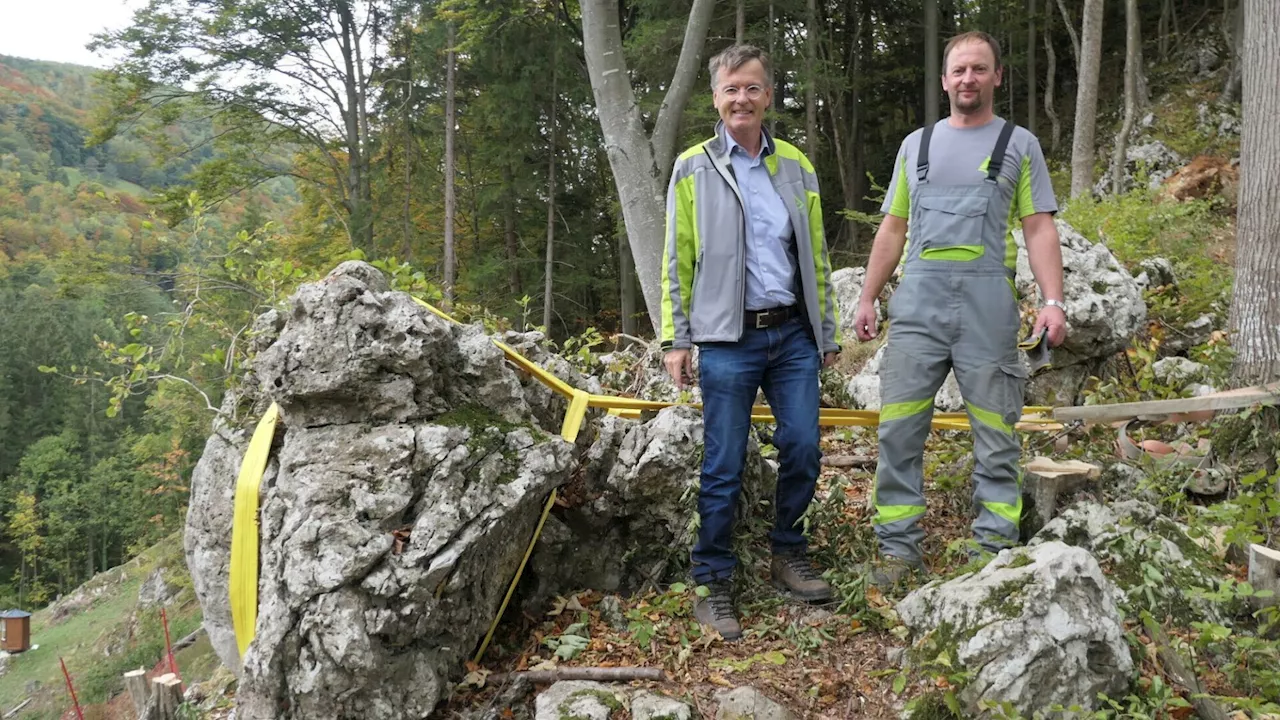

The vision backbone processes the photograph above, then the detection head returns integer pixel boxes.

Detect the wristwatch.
[1043,298,1067,312]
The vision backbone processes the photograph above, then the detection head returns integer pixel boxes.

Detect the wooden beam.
[1053,382,1280,424]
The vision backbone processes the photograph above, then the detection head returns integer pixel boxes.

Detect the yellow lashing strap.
[230,401,280,658]
[230,296,1063,662]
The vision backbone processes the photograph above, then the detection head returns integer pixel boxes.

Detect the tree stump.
[1021,456,1101,538]
[123,669,149,718]
[144,673,183,720]
[1248,544,1280,610]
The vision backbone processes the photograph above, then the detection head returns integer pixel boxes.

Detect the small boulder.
[632,691,694,720]
[715,686,797,720]
[897,542,1132,716]
[844,346,963,412]
[533,681,623,720]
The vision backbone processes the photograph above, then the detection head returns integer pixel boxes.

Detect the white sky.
[0,0,147,68]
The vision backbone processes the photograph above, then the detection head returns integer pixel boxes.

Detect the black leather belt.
[744,305,800,329]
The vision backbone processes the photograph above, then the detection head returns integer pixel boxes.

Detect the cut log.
[1022,456,1102,529]
[124,668,150,718]
[1144,624,1230,720]
[2,699,32,719]
[1053,382,1280,424]
[488,666,665,684]
[1248,544,1280,610]
[820,455,875,469]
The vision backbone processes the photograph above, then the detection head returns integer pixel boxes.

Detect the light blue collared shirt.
[727,130,798,311]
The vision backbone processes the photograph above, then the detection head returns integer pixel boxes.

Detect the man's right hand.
[853,301,878,341]
[664,349,694,389]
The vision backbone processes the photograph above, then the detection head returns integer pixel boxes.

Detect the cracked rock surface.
[186,262,573,719]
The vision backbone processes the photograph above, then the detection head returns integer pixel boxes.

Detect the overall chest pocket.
[913,194,991,261]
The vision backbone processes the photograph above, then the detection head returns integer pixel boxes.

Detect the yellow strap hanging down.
[230,402,281,658]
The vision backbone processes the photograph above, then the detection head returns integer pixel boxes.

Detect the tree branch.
[650,0,717,180]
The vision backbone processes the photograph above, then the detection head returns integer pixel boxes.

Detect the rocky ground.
[174,228,1279,720]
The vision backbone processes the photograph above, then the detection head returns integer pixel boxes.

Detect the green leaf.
[762,650,787,665]
[892,672,907,694]
[37,365,57,373]
[670,582,687,594]
[695,585,710,598]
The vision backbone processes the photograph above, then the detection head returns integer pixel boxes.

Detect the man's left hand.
[823,352,839,368]
[1033,305,1067,347]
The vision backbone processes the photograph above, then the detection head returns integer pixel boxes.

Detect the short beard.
[953,93,985,114]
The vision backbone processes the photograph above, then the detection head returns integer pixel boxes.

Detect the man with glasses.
[660,44,841,641]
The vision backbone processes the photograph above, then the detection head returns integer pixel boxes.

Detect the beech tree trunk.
[1056,0,1081,68]
[1027,0,1037,136]
[580,0,717,334]
[503,164,520,295]
[1044,0,1062,152]
[1070,0,1104,199]
[925,0,940,126]
[443,23,458,304]
[1229,0,1280,383]
[806,0,818,155]
[736,0,746,43]
[544,45,558,333]
[1108,0,1140,195]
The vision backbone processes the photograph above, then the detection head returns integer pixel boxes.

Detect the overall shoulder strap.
[985,120,1016,183]
[916,122,935,182]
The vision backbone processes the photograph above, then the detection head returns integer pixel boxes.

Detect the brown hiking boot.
[771,553,834,603]
[865,555,926,589]
[693,579,742,641]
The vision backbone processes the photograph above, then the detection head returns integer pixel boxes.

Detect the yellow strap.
[230,402,281,658]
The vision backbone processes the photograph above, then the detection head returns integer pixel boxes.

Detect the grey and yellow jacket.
[659,122,841,354]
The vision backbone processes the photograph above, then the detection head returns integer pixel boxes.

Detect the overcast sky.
[0,0,147,68]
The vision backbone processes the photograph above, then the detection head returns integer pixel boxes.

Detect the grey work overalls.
[872,120,1027,564]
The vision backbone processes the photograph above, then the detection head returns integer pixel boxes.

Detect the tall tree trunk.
[1222,0,1245,105]
[503,164,521,296]
[806,0,818,155]
[736,0,746,43]
[769,0,777,136]
[1159,0,1172,61]
[1229,0,1280,383]
[1109,0,1140,195]
[1070,0,1104,198]
[580,0,717,334]
[443,23,458,304]
[352,2,374,251]
[1044,0,1062,152]
[1056,0,1081,68]
[1027,0,1037,136]
[620,231,637,336]
[337,4,370,249]
[544,40,558,333]
[402,107,414,260]
[925,0,940,125]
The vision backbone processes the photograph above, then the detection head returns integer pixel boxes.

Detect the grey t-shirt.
[881,117,1058,225]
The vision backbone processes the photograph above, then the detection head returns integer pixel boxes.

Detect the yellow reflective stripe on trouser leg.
[874,504,927,526]
[982,495,1023,526]
[230,401,281,658]
[879,398,933,424]
[966,401,1012,434]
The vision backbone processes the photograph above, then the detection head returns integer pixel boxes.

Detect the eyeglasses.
[719,84,765,100]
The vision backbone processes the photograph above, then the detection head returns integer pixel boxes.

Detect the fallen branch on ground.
[821,455,875,469]
[488,667,665,684]
[1144,624,1230,720]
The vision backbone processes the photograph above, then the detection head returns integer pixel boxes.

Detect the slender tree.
[443,22,458,305]
[1070,0,1104,198]
[580,0,717,332]
[1108,0,1140,194]
[925,0,940,126]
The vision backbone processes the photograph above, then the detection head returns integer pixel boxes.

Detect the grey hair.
[708,44,772,90]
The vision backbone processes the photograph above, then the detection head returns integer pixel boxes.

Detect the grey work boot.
[866,555,926,589]
[771,553,834,603]
[693,579,742,641]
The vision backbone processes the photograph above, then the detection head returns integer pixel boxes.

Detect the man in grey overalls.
[852,31,1067,585]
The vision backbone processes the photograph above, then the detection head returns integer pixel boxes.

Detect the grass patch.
[0,532,207,719]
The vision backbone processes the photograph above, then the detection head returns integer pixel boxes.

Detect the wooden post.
[1248,544,1280,609]
[124,668,150,718]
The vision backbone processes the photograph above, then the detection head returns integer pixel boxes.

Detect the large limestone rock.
[896,542,1132,716]
[528,405,775,602]
[1014,220,1147,371]
[186,262,576,719]
[1029,500,1227,624]
[831,266,881,342]
[844,346,963,412]
[1093,140,1185,196]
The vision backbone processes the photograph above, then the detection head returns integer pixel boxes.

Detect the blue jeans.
[691,316,822,584]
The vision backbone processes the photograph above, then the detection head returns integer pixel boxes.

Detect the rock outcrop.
[897,542,1132,716]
